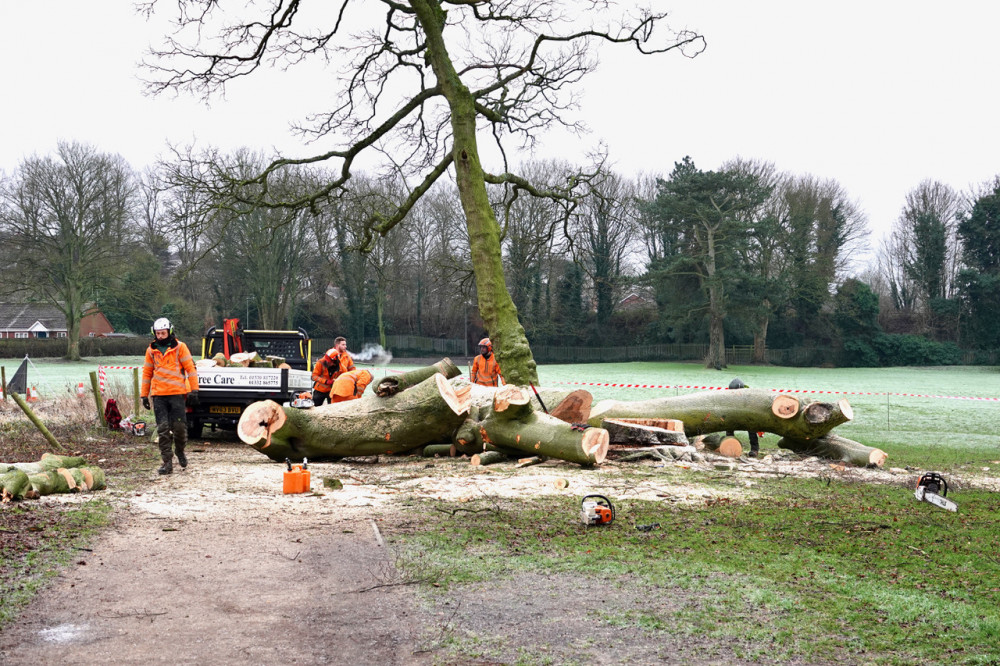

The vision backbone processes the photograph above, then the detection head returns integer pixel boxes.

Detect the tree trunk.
[776,433,888,468]
[238,373,470,462]
[460,386,609,466]
[601,419,689,446]
[374,358,460,397]
[588,388,853,441]
[752,309,769,364]
[412,0,538,386]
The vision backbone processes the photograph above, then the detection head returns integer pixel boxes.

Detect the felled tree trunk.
[776,433,888,468]
[374,359,460,397]
[602,419,689,447]
[589,388,853,441]
[238,373,470,462]
[457,386,609,466]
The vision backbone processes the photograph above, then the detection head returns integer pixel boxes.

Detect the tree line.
[1,141,997,365]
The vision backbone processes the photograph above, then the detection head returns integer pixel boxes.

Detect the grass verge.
[393,473,1000,665]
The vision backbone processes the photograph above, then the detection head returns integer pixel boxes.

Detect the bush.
[838,339,880,367]
[873,334,963,366]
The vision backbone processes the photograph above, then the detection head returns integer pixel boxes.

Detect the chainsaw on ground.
[581,494,615,526]
[914,472,957,512]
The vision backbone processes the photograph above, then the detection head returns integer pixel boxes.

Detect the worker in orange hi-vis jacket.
[470,337,503,387]
[140,318,199,475]
[311,336,355,406]
[330,369,374,403]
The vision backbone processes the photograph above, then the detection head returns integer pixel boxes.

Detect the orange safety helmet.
[478,337,492,350]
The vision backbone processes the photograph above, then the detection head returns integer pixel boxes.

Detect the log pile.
[235,359,885,469]
[1,454,107,502]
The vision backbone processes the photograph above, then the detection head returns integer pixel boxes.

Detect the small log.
[422,444,456,457]
[471,451,508,466]
[374,358,461,397]
[776,433,887,467]
[516,456,545,468]
[717,437,742,458]
[548,390,593,423]
[601,419,689,447]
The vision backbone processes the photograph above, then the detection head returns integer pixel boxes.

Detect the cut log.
[1,469,30,502]
[776,433,887,467]
[478,386,609,466]
[374,359,461,397]
[601,419,689,447]
[548,390,593,423]
[421,444,456,457]
[470,451,508,466]
[588,388,851,441]
[717,437,742,458]
[238,373,470,462]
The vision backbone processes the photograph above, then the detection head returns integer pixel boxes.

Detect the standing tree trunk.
[752,304,770,364]
[413,0,538,386]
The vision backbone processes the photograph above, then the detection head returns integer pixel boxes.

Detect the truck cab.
[187,323,313,438]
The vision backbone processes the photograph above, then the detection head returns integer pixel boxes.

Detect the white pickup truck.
[187,325,314,438]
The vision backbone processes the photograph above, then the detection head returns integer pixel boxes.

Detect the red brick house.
[0,303,114,339]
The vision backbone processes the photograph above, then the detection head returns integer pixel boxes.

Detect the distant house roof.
[0,303,67,332]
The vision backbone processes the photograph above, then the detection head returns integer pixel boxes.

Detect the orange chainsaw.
[581,494,615,526]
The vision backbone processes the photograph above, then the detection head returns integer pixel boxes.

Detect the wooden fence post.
[89,371,107,427]
[132,367,140,415]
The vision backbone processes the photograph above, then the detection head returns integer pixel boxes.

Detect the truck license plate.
[209,406,242,414]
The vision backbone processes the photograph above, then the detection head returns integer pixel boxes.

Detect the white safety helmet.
[151,317,173,335]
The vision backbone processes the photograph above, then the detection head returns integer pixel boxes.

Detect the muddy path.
[0,444,432,665]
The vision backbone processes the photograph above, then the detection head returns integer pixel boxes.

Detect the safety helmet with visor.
[478,337,492,357]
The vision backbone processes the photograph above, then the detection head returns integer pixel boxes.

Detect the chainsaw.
[914,472,957,512]
[581,494,615,526]
[290,392,314,409]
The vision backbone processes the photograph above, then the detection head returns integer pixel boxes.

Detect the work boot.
[176,449,188,469]
[748,447,759,458]
[157,462,173,475]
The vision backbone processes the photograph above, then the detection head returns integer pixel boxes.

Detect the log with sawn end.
[238,373,470,462]
[588,388,853,441]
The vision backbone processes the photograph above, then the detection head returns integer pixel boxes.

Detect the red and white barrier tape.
[546,381,1000,402]
[97,365,140,393]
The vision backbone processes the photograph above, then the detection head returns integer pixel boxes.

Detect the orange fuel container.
[301,467,311,492]
[283,465,306,494]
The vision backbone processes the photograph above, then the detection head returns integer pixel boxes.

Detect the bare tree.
[571,168,642,327]
[140,0,704,384]
[0,142,139,360]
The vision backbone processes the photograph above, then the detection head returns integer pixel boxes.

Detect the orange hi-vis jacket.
[312,351,356,393]
[470,353,503,387]
[330,369,373,403]
[141,339,198,397]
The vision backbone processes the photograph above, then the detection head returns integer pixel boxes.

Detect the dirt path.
[0,444,431,665]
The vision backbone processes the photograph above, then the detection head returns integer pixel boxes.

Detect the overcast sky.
[3,1,999,253]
